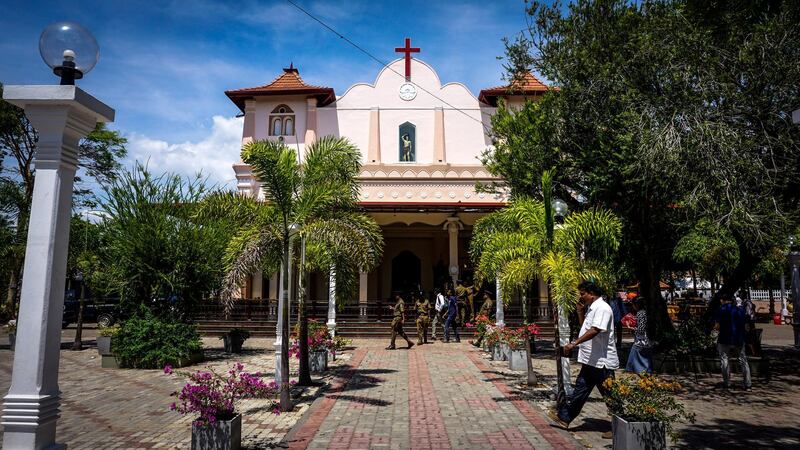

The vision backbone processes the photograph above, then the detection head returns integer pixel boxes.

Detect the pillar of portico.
[2,85,114,450]
[252,270,263,299]
[328,268,337,338]
[443,218,463,287]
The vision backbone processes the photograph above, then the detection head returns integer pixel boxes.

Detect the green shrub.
[97,324,121,337]
[112,312,202,369]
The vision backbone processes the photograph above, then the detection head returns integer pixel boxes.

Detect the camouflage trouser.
[416,316,430,344]
[389,317,409,346]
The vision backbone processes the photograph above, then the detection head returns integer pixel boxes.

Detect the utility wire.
[284,0,494,133]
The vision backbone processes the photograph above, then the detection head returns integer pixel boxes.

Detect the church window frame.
[269,104,295,136]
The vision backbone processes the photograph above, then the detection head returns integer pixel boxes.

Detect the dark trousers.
[558,364,615,423]
[444,316,460,342]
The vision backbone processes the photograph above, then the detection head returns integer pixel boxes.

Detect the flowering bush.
[165,362,279,426]
[466,314,491,335]
[333,335,352,353]
[603,374,695,438]
[501,324,541,349]
[484,325,503,347]
[289,320,334,359]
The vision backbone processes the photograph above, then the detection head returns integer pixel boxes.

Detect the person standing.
[549,281,618,436]
[444,289,460,343]
[715,293,751,390]
[386,294,414,350]
[431,288,446,340]
[625,297,653,374]
[415,295,431,345]
[472,292,494,347]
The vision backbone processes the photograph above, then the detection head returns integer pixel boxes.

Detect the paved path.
[286,341,577,450]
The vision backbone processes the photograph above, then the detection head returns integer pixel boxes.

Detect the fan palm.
[471,170,621,402]
[198,136,383,411]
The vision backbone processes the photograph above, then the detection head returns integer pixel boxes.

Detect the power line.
[284,0,494,133]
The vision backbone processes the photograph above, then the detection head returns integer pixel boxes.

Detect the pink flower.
[272,407,281,415]
[163,364,173,375]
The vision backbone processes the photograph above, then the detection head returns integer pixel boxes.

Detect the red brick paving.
[408,349,452,450]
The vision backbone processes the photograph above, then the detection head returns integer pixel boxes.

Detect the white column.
[557,303,573,396]
[359,271,368,318]
[2,86,113,450]
[327,268,337,338]
[444,218,462,287]
[269,273,278,300]
[495,277,505,327]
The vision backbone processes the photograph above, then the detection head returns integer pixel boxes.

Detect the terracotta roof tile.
[225,65,335,111]
[478,72,555,106]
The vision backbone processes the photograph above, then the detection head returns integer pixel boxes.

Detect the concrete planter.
[192,413,241,450]
[612,415,665,450]
[508,349,527,371]
[310,350,328,373]
[491,344,503,361]
[222,335,246,354]
[97,335,112,356]
[499,343,510,361]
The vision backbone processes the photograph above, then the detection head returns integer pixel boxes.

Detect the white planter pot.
[97,335,112,356]
[192,413,241,450]
[310,350,328,373]
[508,349,527,371]
[612,415,665,450]
[491,344,503,360]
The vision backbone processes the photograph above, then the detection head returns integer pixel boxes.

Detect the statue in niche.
[399,122,416,162]
[401,134,413,161]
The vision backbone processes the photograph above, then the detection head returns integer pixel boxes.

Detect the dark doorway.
[391,251,421,294]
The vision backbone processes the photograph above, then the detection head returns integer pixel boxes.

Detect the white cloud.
[125,115,243,189]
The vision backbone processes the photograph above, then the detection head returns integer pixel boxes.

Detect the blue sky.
[1,0,536,187]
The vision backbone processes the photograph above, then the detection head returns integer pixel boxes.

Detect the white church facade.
[224,41,550,316]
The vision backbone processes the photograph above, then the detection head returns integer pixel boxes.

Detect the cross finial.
[394,38,420,80]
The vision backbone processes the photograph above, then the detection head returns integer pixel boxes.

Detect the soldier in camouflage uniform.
[455,281,469,327]
[415,295,431,344]
[386,294,414,350]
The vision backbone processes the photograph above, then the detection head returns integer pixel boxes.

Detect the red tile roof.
[478,72,555,106]
[225,65,336,111]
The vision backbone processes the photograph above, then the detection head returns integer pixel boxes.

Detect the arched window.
[271,118,283,136]
[269,104,295,136]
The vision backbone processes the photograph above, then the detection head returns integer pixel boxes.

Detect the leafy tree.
[672,220,739,287]
[471,171,621,404]
[492,0,800,339]
[99,163,232,321]
[199,136,383,410]
[1,83,128,316]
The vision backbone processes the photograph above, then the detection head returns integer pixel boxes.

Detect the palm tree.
[471,170,621,404]
[198,136,383,411]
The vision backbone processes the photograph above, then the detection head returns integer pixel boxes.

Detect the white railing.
[748,289,789,300]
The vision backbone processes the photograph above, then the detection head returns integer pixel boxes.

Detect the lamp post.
[550,198,574,401]
[1,22,113,449]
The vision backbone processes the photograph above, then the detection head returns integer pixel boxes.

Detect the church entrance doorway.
[391,251,421,294]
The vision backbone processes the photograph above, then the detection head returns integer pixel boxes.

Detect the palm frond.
[219,225,284,314]
[556,208,622,253]
[242,140,299,219]
[539,251,582,313]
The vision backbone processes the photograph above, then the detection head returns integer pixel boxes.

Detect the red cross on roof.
[394,38,420,80]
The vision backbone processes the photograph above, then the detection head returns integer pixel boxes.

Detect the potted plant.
[505,324,540,371]
[97,324,120,356]
[165,362,279,450]
[331,335,352,361]
[604,374,695,450]
[221,328,250,354]
[483,325,505,360]
[7,320,16,351]
[290,320,334,373]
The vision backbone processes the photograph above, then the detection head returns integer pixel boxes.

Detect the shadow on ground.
[676,418,800,449]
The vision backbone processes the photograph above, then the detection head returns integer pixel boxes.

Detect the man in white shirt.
[431,287,447,340]
[549,281,618,433]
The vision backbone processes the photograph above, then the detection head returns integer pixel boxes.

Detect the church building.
[224,40,550,320]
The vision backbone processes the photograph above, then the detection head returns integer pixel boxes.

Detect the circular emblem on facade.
[363,192,370,198]
[435,192,442,199]
[420,192,428,199]
[399,82,417,101]
[405,192,413,199]
[479,192,486,199]
[391,191,399,199]
[448,192,456,198]
[378,192,384,199]
[464,192,471,199]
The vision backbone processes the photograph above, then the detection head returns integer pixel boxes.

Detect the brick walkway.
[285,340,578,450]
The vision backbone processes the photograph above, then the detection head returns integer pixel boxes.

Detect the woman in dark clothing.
[444,289,460,342]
